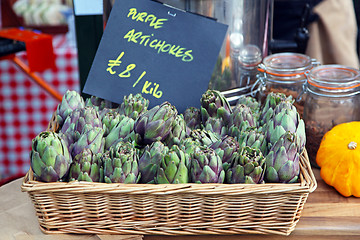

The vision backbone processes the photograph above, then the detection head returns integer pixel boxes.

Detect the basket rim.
[21,149,317,195]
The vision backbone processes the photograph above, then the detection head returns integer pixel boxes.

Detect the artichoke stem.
[348,141,357,150]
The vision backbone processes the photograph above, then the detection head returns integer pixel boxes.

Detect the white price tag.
[73,0,103,16]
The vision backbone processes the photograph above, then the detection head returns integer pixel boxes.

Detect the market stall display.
[2,0,360,238]
[21,88,316,236]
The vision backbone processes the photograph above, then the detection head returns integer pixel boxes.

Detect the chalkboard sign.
[83,0,228,113]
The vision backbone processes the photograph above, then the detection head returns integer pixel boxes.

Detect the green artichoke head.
[68,148,104,182]
[236,95,260,116]
[85,95,119,111]
[138,141,169,183]
[226,146,266,184]
[183,107,201,132]
[189,129,220,147]
[155,145,189,184]
[265,131,300,183]
[203,116,228,139]
[210,135,240,171]
[105,116,135,150]
[61,106,105,147]
[30,131,72,182]
[104,141,140,183]
[163,114,187,147]
[60,108,81,146]
[74,106,104,136]
[102,111,123,137]
[56,90,85,127]
[259,92,290,126]
[117,93,149,120]
[238,128,268,156]
[265,100,306,151]
[70,127,105,158]
[230,104,257,130]
[200,89,232,125]
[180,137,202,160]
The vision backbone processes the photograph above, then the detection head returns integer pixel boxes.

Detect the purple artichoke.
[56,90,85,126]
[190,146,225,183]
[226,146,266,184]
[134,102,177,146]
[265,131,300,183]
[210,135,240,171]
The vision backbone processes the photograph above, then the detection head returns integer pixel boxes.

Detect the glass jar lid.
[238,44,262,67]
[307,65,360,91]
[262,52,312,76]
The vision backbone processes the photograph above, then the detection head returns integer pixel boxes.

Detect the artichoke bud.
[265,100,306,152]
[184,107,201,131]
[117,93,149,120]
[190,146,225,183]
[74,107,104,135]
[238,128,268,156]
[134,102,178,146]
[200,90,232,124]
[138,141,169,183]
[210,135,240,171]
[70,127,105,158]
[155,145,189,184]
[104,141,140,183]
[85,95,119,112]
[230,104,257,130]
[163,114,187,147]
[190,129,220,147]
[265,131,300,183]
[30,131,72,182]
[180,137,202,159]
[203,117,228,139]
[236,96,260,116]
[226,146,266,184]
[102,111,123,136]
[68,149,104,182]
[105,116,135,150]
[56,90,85,127]
[259,92,291,126]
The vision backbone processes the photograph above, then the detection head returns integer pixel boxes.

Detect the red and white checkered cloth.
[0,35,80,181]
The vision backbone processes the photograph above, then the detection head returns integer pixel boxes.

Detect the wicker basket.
[21,113,317,236]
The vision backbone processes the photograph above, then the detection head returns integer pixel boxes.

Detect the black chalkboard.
[83,0,228,113]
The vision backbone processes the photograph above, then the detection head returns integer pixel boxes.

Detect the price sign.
[83,0,228,113]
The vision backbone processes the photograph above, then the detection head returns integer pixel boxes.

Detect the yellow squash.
[316,121,360,197]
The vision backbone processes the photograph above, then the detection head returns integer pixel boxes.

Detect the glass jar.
[220,44,263,105]
[260,52,316,117]
[302,65,360,168]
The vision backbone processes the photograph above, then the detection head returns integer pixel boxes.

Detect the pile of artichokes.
[30,89,305,184]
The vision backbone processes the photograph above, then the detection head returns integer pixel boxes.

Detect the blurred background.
[1,0,359,184]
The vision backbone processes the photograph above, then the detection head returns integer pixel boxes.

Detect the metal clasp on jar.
[296,70,311,102]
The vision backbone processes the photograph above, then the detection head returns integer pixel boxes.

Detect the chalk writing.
[106,52,124,74]
[124,29,193,62]
[106,52,163,99]
[127,8,168,29]
[142,81,163,98]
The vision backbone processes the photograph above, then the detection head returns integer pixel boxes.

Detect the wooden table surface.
[144,168,360,240]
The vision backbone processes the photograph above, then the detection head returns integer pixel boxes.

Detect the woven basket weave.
[21,114,317,236]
